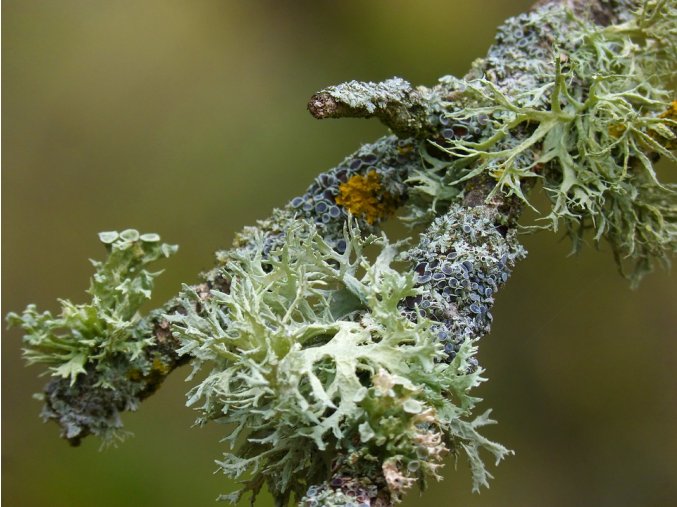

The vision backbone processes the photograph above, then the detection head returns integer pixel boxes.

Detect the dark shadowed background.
[3,1,676,506]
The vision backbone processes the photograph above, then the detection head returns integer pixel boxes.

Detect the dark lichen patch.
[400,204,526,363]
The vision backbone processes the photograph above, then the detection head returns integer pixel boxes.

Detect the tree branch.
[8,0,675,506]
[308,78,439,138]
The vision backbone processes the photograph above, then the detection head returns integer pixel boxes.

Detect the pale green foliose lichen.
[7,230,177,385]
[169,219,508,505]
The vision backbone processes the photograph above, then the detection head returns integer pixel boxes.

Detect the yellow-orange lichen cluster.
[657,100,677,149]
[608,100,676,146]
[659,100,677,120]
[335,170,399,224]
[608,123,626,138]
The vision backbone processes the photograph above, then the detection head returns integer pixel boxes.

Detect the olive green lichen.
[406,0,676,285]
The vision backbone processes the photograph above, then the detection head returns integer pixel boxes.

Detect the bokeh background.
[3,1,676,506]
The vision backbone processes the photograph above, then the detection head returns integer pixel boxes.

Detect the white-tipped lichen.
[7,230,177,385]
[7,230,179,443]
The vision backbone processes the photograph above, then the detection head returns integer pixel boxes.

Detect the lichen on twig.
[7,1,676,506]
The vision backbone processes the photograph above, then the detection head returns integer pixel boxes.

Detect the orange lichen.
[608,123,626,138]
[151,356,170,375]
[126,357,170,383]
[397,143,414,156]
[659,100,677,120]
[654,100,677,149]
[335,170,399,224]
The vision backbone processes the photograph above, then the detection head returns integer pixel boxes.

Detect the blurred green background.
[3,1,676,506]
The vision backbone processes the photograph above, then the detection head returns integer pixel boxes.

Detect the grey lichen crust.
[311,78,413,114]
[308,78,440,138]
[401,204,526,362]
[7,1,676,506]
